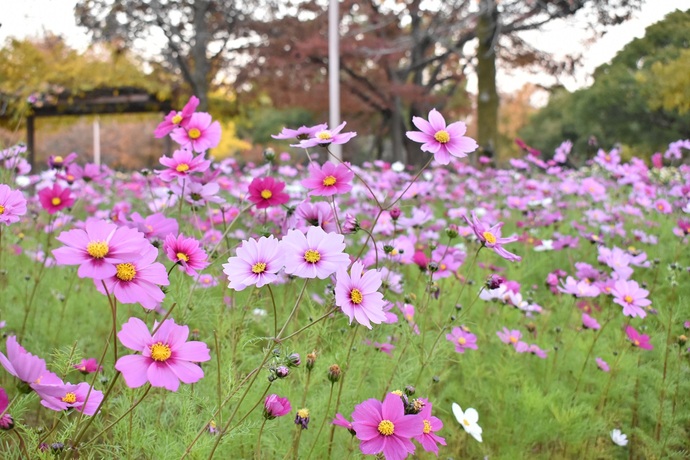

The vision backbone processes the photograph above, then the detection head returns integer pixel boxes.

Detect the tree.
[240,0,642,163]
[520,9,690,161]
[75,0,268,111]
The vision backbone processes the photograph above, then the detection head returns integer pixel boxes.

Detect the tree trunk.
[476,0,499,163]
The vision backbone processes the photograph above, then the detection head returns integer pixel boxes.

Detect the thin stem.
[306,383,334,460]
[326,327,359,458]
[255,418,268,460]
[279,307,337,342]
[83,385,152,446]
[267,284,278,338]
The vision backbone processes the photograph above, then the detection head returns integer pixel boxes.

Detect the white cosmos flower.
[391,161,405,172]
[610,428,628,446]
[452,403,483,443]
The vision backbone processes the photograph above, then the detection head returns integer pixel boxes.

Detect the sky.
[2,0,689,96]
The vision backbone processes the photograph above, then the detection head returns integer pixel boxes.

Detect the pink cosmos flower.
[463,211,521,262]
[272,123,327,141]
[582,313,601,330]
[335,261,387,329]
[155,96,199,138]
[196,274,218,288]
[414,400,446,454]
[264,394,291,419]
[0,388,13,429]
[406,109,478,165]
[0,184,27,226]
[281,227,349,279]
[558,276,601,297]
[653,199,672,214]
[332,413,354,433]
[0,336,60,386]
[611,279,651,319]
[247,176,290,209]
[164,234,209,276]
[625,325,653,350]
[222,235,284,291]
[158,149,212,183]
[497,327,522,347]
[127,212,180,240]
[301,161,354,196]
[515,342,548,359]
[38,183,74,214]
[446,327,478,354]
[351,393,424,460]
[115,317,211,392]
[596,357,610,372]
[170,112,222,152]
[53,220,149,279]
[95,244,170,310]
[48,152,78,170]
[293,122,356,148]
[32,380,103,416]
[73,358,102,374]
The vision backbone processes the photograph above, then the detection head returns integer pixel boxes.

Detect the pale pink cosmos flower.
[293,122,356,148]
[32,380,104,416]
[497,327,522,347]
[127,212,180,240]
[163,233,209,277]
[0,184,27,226]
[222,235,284,291]
[281,227,349,279]
[582,313,601,330]
[170,112,221,152]
[596,357,610,372]
[611,279,651,318]
[446,327,478,354]
[406,109,478,165]
[155,96,199,138]
[52,220,149,279]
[95,244,170,310]
[0,336,60,386]
[335,261,387,329]
[272,123,327,141]
[301,161,354,196]
[115,317,211,392]
[158,149,211,183]
[558,276,601,298]
[516,341,548,358]
[463,211,521,262]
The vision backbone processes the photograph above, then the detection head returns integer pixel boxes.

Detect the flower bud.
[389,207,401,220]
[275,366,290,378]
[306,351,317,370]
[445,225,459,239]
[678,335,687,346]
[287,353,301,367]
[328,364,341,383]
[486,274,506,290]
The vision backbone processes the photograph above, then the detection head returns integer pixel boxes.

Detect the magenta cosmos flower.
[415,400,446,454]
[293,122,356,148]
[582,313,601,330]
[351,392,424,460]
[38,183,74,214]
[32,380,103,416]
[406,109,478,165]
[0,336,60,386]
[611,280,651,319]
[115,317,211,391]
[446,327,478,354]
[335,261,387,329]
[247,176,290,209]
[301,161,354,196]
[264,394,291,419]
[222,235,284,291]
[596,357,610,372]
[95,244,170,310]
[625,325,653,350]
[0,184,26,226]
[73,358,102,374]
[52,220,149,279]
[0,388,13,429]
[281,227,349,279]
[463,211,521,262]
[163,233,209,276]
[170,112,221,153]
[158,149,212,183]
[155,95,199,138]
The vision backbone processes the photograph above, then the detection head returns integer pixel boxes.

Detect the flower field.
[0,100,688,459]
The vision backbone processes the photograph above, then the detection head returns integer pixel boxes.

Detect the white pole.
[328,0,342,161]
[93,117,101,166]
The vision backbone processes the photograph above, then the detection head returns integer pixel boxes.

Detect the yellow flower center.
[463,418,471,427]
[53,155,64,164]
[297,408,310,418]
[482,231,497,244]
[0,204,5,215]
[423,419,432,434]
[658,204,664,210]
[624,295,633,304]
[61,392,77,404]
[377,419,395,436]
[115,263,137,281]
[350,288,363,305]
[188,128,201,139]
[457,337,467,345]
[252,262,267,274]
[304,249,321,264]
[509,336,518,343]
[172,114,183,124]
[177,252,189,262]
[86,241,109,259]
[434,130,450,144]
[605,155,611,161]
[316,131,332,141]
[176,163,190,172]
[51,197,62,206]
[633,339,640,347]
[150,342,172,361]
[322,175,337,186]
[260,189,272,199]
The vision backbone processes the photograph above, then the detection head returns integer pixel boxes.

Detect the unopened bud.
[328,364,341,383]
[389,207,401,220]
